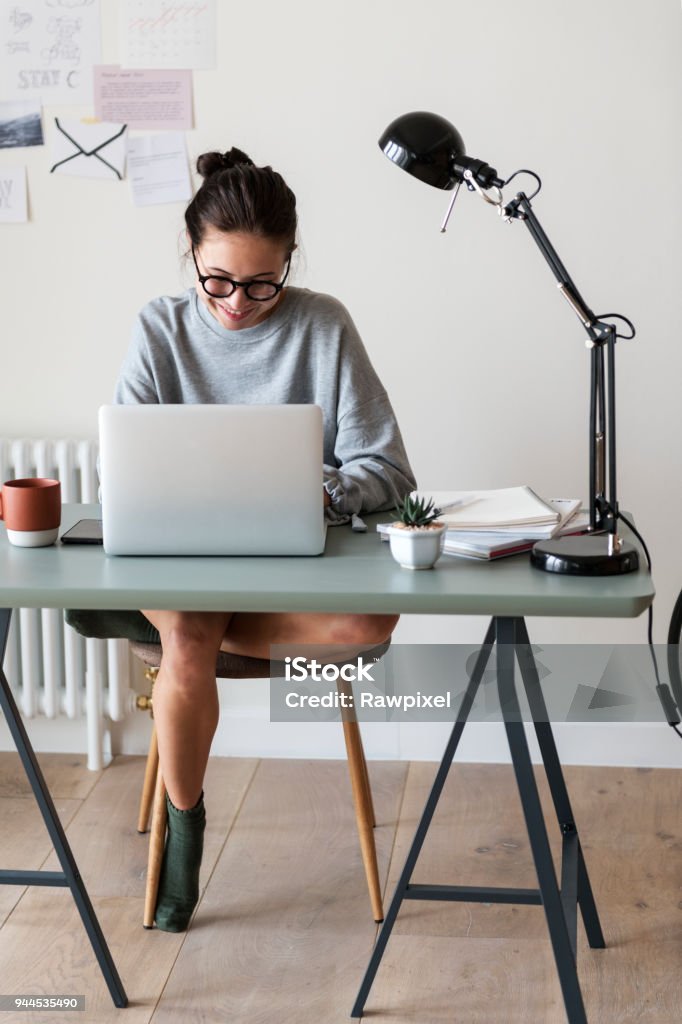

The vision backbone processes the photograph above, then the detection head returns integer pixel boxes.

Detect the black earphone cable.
[617,510,682,739]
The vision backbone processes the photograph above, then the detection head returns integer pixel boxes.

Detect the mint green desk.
[1,504,652,617]
[0,504,655,1020]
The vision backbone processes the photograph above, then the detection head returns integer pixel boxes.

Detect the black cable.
[502,169,542,200]
[617,510,682,738]
[617,510,652,581]
[617,510,656,649]
[667,586,682,727]
[593,313,636,341]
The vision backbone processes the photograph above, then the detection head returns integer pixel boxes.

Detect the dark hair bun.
[196,147,254,179]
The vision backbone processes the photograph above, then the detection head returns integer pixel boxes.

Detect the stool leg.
[342,717,384,922]
[355,725,376,828]
[137,726,159,833]
[143,767,168,929]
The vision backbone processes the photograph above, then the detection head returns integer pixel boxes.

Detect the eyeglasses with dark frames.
[191,247,291,302]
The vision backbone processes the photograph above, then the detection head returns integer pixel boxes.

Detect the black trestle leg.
[0,609,128,1008]
[497,618,588,1024]
[351,616,601,1022]
[350,618,496,1018]
[514,618,605,950]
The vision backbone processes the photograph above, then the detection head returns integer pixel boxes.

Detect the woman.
[108,147,415,931]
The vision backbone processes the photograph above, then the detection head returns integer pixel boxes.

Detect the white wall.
[1,0,681,764]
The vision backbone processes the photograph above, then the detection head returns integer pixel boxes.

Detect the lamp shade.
[378,111,465,191]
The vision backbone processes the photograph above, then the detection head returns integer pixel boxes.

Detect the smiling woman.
[75,144,417,934]
[191,231,291,330]
[185,148,297,331]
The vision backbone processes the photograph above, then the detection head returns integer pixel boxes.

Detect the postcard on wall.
[120,0,215,69]
[128,131,192,206]
[94,66,193,130]
[0,99,44,148]
[0,0,101,105]
[0,165,28,222]
[50,118,127,180]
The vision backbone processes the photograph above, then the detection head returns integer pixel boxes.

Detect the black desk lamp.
[379,111,639,576]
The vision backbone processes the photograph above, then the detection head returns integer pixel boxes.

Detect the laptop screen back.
[99,404,326,556]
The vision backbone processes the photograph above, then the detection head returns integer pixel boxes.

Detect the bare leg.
[221,612,399,662]
[140,608,397,931]
[140,609,234,931]
[141,610,233,810]
[143,609,398,807]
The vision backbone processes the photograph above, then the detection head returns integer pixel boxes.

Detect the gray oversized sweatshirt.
[113,286,416,520]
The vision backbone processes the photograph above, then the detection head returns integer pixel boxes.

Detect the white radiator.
[0,439,131,770]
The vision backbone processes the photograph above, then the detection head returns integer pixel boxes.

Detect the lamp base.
[531,535,639,576]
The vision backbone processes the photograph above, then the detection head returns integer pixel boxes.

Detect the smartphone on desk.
[60,519,103,545]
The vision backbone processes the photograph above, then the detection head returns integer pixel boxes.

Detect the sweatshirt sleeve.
[96,312,158,499]
[322,305,416,519]
[323,395,417,520]
[113,310,160,405]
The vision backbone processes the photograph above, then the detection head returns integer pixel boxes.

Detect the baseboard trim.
[1,704,680,769]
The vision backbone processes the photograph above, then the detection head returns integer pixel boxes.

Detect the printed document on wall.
[94,66,193,129]
[0,166,28,223]
[128,132,191,206]
[0,0,101,105]
[121,0,215,69]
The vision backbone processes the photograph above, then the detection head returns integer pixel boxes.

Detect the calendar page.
[121,0,215,69]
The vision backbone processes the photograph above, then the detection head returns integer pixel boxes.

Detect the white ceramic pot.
[387,524,447,570]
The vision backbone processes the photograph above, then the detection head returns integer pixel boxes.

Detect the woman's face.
[193,230,290,332]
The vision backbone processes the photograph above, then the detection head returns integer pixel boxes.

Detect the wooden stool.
[130,641,385,927]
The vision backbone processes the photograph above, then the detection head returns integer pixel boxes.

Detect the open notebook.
[430,486,561,531]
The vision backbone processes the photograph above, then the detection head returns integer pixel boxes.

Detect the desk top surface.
[0,504,655,618]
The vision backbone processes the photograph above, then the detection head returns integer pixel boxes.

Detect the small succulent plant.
[393,494,442,528]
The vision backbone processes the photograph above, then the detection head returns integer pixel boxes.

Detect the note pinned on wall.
[0,166,28,223]
[0,0,101,105]
[128,132,192,206]
[94,65,193,130]
[50,118,127,180]
[120,0,216,69]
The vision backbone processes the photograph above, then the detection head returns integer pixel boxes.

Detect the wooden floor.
[0,752,680,1023]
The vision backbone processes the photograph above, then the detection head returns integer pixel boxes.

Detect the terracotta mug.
[0,478,61,547]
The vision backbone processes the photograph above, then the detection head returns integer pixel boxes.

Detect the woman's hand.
[323,488,331,508]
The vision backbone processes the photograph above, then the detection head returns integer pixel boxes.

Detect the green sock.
[154,791,206,932]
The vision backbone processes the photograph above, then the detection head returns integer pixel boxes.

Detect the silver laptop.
[98,404,326,556]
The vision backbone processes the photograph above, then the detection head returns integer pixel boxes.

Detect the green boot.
[154,791,206,932]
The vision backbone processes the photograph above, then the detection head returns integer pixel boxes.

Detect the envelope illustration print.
[50,118,127,180]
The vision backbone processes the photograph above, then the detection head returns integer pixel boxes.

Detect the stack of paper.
[441,507,589,561]
[440,489,585,560]
[377,488,587,561]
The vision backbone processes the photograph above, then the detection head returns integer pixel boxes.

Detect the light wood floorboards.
[0,753,680,1023]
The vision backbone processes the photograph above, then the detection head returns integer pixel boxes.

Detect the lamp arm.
[505,192,598,331]
[504,191,621,537]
